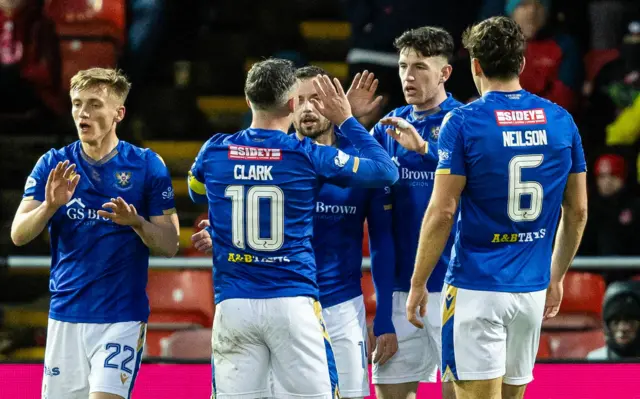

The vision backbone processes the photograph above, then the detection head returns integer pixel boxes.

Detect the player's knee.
[89,392,125,399]
[375,382,418,399]
[501,382,527,399]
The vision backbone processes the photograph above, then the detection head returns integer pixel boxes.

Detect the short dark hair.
[295,65,330,80]
[393,26,454,61]
[245,58,297,110]
[462,16,525,80]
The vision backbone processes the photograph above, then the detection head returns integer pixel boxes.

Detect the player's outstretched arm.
[311,75,398,187]
[367,186,399,365]
[11,160,80,246]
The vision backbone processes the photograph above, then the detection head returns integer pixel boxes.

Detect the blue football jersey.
[23,140,176,323]
[188,117,397,304]
[313,131,393,309]
[371,94,463,293]
[437,90,587,292]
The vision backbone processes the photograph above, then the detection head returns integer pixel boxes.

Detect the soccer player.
[368,27,462,399]
[406,16,588,399]
[294,66,394,399]
[10,68,180,399]
[187,58,397,399]
[191,66,394,399]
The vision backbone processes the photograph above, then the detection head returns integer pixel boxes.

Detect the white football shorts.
[42,318,146,399]
[372,291,442,384]
[440,284,546,385]
[211,296,339,399]
[322,295,369,398]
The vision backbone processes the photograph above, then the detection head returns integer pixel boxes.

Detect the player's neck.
[314,127,336,147]
[81,132,119,161]
[250,113,291,134]
[482,78,522,95]
[413,89,447,112]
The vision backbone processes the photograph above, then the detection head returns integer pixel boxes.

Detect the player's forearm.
[11,202,58,246]
[132,218,179,258]
[411,206,455,288]
[550,207,588,283]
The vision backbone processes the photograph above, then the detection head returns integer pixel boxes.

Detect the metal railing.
[3,256,640,270]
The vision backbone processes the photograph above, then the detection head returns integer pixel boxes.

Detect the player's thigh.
[374,382,418,399]
[211,299,270,398]
[323,295,369,398]
[453,378,502,399]
[441,285,508,383]
[372,292,433,385]
[42,318,91,399]
[87,321,146,399]
[504,289,546,386]
[267,297,338,399]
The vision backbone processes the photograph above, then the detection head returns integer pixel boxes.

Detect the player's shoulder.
[118,140,167,167]
[38,140,81,166]
[390,105,413,119]
[442,93,465,111]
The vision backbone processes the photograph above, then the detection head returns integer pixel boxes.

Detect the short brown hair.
[462,16,525,80]
[245,58,297,110]
[394,27,454,61]
[295,65,330,80]
[70,68,132,102]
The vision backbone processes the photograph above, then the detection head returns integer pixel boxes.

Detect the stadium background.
[0,0,639,397]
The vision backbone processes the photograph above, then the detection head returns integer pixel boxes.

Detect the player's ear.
[245,97,251,108]
[287,96,296,114]
[115,106,126,123]
[441,64,453,84]
[519,57,526,76]
[471,58,483,77]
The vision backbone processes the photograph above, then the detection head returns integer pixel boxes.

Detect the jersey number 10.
[508,154,544,222]
[225,185,284,251]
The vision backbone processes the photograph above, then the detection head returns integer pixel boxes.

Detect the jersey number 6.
[508,154,544,222]
[225,185,285,251]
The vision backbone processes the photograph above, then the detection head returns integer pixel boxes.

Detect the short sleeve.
[145,151,176,216]
[436,110,466,176]
[23,151,53,202]
[188,140,208,197]
[570,122,587,173]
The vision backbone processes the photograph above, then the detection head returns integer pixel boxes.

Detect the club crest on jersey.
[114,171,132,189]
[334,150,350,168]
[430,126,440,141]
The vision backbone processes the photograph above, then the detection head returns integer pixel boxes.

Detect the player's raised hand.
[346,70,384,118]
[543,281,563,320]
[98,197,144,227]
[381,116,428,155]
[44,160,81,209]
[310,75,353,126]
[372,333,399,366]
[192,219,213,254]
[406,285,428,329]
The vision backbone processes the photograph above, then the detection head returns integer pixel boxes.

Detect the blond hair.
[70,68,132,103]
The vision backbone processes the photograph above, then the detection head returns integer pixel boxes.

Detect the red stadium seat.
[144,330,173,358]
[45,0,125,44]
[162,328,212,359]
[537,333,552,359]
[633,275,640,281]
[59,36,118,91]
[362,219,370,257]
[147,270,215,329]
[542,271,605,330]
[547,330,606,359]
[361,271,376,325]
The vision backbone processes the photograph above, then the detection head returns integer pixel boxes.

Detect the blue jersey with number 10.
[188,117,397,304]
[437,90,586,292]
